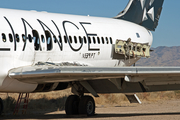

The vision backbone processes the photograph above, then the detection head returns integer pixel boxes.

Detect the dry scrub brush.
[1,89,180,114]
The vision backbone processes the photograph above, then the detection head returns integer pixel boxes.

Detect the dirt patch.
[1,90,180,119]
[1,90,180,114]
[1,100,180,120]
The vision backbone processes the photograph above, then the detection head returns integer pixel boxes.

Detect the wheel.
[0,98,3,115]
[78,96,95,116]
[65,95,79,115]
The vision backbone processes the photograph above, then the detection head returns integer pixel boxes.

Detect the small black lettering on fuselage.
[82,53,96,59]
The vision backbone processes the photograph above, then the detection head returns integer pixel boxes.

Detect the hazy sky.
[0,0,179,48]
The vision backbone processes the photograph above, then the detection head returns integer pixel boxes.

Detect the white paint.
[147,7,155,21]
[0,8,152,93]
[142,8,148,21]
[149,0,154,6]
[140,0,146,9]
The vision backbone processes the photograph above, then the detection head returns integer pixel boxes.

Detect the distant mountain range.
[136,46,180,66]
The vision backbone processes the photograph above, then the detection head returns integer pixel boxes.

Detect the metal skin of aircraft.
[1,0,180,116]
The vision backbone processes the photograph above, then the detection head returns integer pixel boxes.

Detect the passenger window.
[45,31,52,51]
[28,34,32,43]
[74,36,77,43]
[69,36,72,43]
[32,30,40,50]
[64,36,67,43]
[79,36,82,43]
[41,35,45,43]
[110,37,113,44]
[15,34,20,42]
[97,37,100,44]
[101,37,104,44]
[93,37,96,44]
[9,34,13,42]
[22,34,26,42]
[2,33,6,42]
[83,36,87,44]
[106,37,109,44]
[88,37,91,44]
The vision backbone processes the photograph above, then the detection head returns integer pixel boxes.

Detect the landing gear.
[0,98,3,115]
[65,95,95,116]
[78,96,95,116]
[65,95,79,115]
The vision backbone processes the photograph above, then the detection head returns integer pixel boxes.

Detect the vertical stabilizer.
[114,0,164,31]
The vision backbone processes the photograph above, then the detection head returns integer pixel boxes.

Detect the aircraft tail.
[114,0,164,31]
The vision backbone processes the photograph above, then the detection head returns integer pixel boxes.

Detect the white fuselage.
[0,8,152,93]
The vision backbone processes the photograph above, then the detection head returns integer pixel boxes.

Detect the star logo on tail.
[141,0,155,22]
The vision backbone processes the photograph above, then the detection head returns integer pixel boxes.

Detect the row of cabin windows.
[1,32,113,45]
[64,36,113,44]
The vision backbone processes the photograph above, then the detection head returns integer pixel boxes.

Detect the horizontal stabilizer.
[125,94,141,104]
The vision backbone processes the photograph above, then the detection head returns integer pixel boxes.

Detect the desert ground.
[1,100,180,120]
[1,89,180,119]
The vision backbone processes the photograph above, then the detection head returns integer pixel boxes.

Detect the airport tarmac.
[1,99,180,120]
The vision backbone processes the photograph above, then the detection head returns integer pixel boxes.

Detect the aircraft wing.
[8,64,180,84]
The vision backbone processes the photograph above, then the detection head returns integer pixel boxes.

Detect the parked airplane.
[0,0,179,116]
